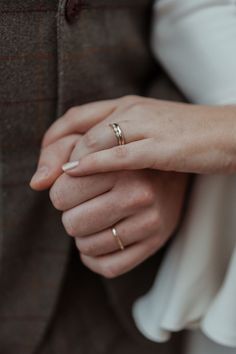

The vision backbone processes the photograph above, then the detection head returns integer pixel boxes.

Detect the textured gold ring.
[111,227,125,251]
[109,123,126,146]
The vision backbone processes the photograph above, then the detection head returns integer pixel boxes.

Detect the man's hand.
[30,140,188,279]
[30,134,81,191]
[50,169,188,278]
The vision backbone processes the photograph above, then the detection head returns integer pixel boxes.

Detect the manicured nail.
[30,166,49,185]
[62,161,79,172]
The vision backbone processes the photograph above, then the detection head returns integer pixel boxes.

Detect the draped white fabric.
[133,175,236,347]
[151,0,236,105]
[132,0,236,350]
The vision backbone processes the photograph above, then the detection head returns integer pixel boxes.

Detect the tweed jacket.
[0,1,185,353]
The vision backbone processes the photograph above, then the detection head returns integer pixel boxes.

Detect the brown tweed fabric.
[0,1,185,353]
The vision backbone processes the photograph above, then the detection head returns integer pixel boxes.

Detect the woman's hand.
[43,96,236,176]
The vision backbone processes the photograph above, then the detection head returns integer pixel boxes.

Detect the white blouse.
[132,0,236,352]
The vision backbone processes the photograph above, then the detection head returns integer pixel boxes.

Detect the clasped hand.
[30,96,189,278]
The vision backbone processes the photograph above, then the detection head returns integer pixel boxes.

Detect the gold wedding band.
[109,123,126,146]
[111,227,125,251]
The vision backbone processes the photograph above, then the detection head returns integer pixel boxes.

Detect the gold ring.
[111,227,125,251]
[109,123,126,146]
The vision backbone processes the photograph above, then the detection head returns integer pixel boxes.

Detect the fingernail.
[62,161,79,172]
[30,166,49,185]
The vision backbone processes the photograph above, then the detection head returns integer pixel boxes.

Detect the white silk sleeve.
[151,0,236,105]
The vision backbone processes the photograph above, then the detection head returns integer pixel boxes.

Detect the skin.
[30,97,189,278]
[41,95,236,176]
[30,94,236,277]
[50,169,187,278]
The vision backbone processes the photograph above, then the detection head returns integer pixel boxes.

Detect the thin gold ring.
[109,123,126,146]
[111,227,125,251]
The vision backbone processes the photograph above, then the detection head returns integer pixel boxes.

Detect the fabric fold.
[133,175,236,348]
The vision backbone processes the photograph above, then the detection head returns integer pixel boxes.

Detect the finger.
[75,209,160,257]
[30,134,79,191]
[69,118,148,161]
[63,139,155,176]
[61,188,135,237]
[49,172,116,211]
[42,99,119,148]
[80,235,161,278]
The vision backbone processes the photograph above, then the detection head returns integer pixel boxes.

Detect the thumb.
[30,134,79,191]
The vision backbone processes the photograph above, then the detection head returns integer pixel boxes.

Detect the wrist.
[210,105,236,173]
[186,104,236,174]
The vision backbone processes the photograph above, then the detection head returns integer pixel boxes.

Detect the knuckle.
[147,210,160,228]
[41,131,51,146]
[77,239,98,256]
[128,102,145,116]
[100,262,119,279]
[128,192,142,209]
[62,212,76,237]
[139,184,156,206]
[122,95,139,104]
[127,186,155,210]
[65,106,79,120]
[49,185,65,211]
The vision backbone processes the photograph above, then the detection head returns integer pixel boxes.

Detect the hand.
[30,134,81,191]
[30,98,121,190]
[30,99,188,278]
[49,169,188,278]
[43,95,236,176]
